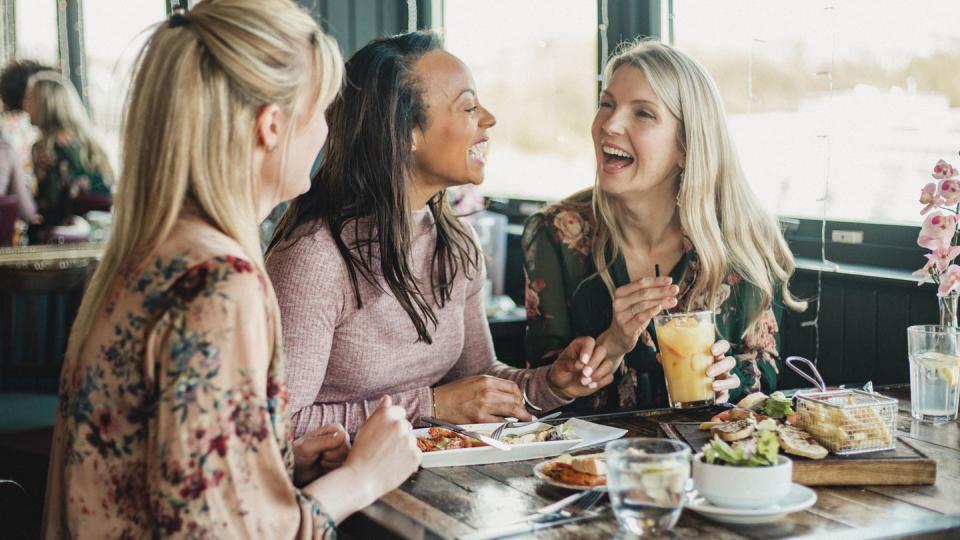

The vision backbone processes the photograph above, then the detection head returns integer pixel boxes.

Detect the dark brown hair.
[270,31,480,343]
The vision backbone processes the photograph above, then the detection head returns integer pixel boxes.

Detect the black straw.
[655,264,661,278]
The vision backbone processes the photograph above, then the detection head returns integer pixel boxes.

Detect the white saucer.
[686,484,817,524]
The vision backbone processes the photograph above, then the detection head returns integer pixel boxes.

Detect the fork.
[490,411,563,441]
[508,487,605,525]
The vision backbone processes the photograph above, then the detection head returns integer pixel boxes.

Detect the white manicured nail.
[582,366,594,377]
[580,377,591,386]
[589,382,598,389]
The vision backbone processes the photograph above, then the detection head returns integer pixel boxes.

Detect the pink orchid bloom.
[917,212,958,251]
[940,179,960,205]
[920,182,943,214]
[933,159,959,180]
[939,265,960,297]
[913,263,934,286]
[926,246,960,273]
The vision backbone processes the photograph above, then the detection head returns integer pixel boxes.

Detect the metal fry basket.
[787,357,897,455]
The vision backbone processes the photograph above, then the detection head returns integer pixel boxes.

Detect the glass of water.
[907,325,960,424]
[605,438,691,538]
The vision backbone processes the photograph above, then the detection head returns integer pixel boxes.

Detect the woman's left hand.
[547,336,616,399]
[293,423,351,486]
[707,340,740,404]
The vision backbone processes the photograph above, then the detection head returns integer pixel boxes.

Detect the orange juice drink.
[654,311,716,408]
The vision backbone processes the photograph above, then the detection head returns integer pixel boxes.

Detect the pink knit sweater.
[266,209,571,437]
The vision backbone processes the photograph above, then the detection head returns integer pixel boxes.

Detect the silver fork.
[508,488,606,525]
[490,411,563,441]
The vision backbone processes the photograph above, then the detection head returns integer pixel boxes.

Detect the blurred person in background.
[0,60,47,181]
[24,71,114,241]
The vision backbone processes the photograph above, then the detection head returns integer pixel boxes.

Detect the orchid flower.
[940,179,960,206]
[920,182,943,214]
[939,265,960,297]
[933,159,958,180]
[917,212,958,251]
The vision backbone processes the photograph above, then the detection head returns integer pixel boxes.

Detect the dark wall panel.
[841,285,877,384]
[875,290,911,384]
[780,270,939,389]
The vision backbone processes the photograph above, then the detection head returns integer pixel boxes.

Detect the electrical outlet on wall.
[831,230,864,244]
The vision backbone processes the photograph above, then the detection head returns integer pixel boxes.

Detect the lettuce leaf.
[760,391,795,419]
[702,426,781,467]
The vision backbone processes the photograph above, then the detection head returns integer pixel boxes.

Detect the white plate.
[686,483,817,524]
[416,419,627,468]
[532,459,607,491]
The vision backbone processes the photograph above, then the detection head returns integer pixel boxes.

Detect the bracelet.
[522,378,545,411]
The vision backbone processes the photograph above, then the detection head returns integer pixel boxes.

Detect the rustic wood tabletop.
[340,385,960,539]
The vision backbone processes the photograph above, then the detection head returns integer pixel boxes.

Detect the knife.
[420,416,512,451]
[459,511,605,539]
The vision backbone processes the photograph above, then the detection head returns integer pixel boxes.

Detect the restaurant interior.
[1,0,959,538]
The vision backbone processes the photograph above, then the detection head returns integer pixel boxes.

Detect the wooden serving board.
[660,421,937,486]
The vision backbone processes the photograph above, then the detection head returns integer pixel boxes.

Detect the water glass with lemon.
[907,325,960,424]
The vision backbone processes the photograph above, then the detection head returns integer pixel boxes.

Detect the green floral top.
[522,203,782,414]
[43,215,335,539]
[33,132,111,226]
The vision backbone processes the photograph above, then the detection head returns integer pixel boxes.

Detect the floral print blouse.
[523,202,783,414]
[33,132,111,226]
[43,215,335,539]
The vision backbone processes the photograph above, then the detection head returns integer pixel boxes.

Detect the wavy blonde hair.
[27,71,114,183]
[65,0,343,363]
[587,40,805,323]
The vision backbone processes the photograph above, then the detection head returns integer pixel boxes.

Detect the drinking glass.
[654,310,716,408]
[907,325,960,424]
[605,438,691,537]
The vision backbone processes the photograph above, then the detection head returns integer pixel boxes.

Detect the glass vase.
[939,291,959,328]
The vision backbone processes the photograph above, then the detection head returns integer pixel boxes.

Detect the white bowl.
[692,452,793,509]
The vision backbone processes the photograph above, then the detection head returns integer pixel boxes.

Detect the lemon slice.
[940,366,958,386]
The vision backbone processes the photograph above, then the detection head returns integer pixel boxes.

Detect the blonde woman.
[24,71,113,237]
[523,40,806,414]
[42,1,420,538]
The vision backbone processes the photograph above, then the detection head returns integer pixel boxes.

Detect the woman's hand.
[708,340,740,403]
[601,277,679,358]
[547,336,615,398]
[293,423,351,486]
[433,375,533,424]
[342,396,421,500]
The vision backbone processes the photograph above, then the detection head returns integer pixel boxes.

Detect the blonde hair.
[586,40,806,323]
[65,0,343,363]
[27,71,114,183]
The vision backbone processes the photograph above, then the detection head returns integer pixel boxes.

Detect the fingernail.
[580,377,591,386]
[580,353,590,364]
[582,366,593,377]
[589,382,598,389]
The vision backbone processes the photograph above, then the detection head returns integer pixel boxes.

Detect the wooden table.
[341,385,960,539]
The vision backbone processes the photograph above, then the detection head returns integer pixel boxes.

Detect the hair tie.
[169,6,190,28]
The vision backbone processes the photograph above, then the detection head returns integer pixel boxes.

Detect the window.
[82,0,166,171]
[14,0,59,65]
[672,0,960,225]
[442,0,598,202]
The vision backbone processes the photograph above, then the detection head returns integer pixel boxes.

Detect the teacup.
[692,452,793,509]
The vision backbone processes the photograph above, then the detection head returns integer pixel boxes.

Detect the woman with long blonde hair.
[43,1,420,537]
[24,71,113,235]
[523,40,806,413]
